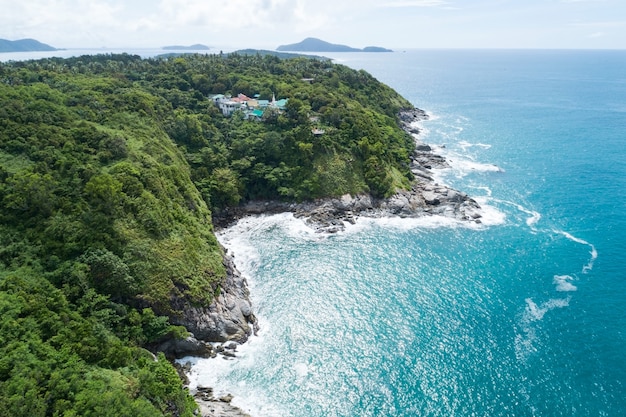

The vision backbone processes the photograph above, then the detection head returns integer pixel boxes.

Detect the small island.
[0,38,58,53]
[277,37,392,53]
[162,44,210,51]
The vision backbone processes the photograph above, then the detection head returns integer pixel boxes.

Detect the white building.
[211,94,245,116]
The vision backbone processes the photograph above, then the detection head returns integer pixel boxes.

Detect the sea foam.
[554,230,598,273]
[179,315,285,417]
[459,140,492,151]
[553,275,578,292]
[515,297,571,362]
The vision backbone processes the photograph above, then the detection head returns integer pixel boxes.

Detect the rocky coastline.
[213,108,482,233]
[162,252,258,417]
[156,250,258,359]
[171,107,482,416]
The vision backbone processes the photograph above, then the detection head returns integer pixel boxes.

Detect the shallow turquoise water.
[187,50,626,416]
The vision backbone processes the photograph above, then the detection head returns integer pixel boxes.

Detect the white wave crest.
[293,362,310,378]
[448,159,504,178]
[459,140,492,151]
[178,316,286,417]
[473,197,507,227]
[514,203,542,229]
[350,214,473,232]
[425,111,440,121]
[470,185,493,197]
[409,121,432,142]
[486,198,541,231]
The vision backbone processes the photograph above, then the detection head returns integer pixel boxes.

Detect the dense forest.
[0,52,417,415]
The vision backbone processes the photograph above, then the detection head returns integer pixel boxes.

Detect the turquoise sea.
[183,49,626,416]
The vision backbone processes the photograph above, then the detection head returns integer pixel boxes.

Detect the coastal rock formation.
[291,181,481,233]
[156,334,213,359]
[167,251,258,357]
[193,386,252,417]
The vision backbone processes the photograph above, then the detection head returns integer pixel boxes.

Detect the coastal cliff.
[158,250,258,358]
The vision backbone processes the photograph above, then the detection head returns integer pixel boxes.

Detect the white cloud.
[156,0,327,32]
[0,0,125,45]
[568,20,626,27]
[1,0,624,49]
[379,0,447,7]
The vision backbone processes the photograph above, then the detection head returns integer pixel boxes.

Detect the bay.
[185,49,626,416]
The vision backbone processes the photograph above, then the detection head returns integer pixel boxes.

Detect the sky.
[1,0,625,50]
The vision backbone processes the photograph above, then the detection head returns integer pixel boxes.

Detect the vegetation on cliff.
[0,52,417,414]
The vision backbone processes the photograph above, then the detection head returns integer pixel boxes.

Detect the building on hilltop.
[211,92,288,118]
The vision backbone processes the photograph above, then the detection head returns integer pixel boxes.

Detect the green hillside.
[0,52,416,415]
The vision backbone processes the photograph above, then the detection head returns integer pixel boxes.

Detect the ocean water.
[184,50,626,416]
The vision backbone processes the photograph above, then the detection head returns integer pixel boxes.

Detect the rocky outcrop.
[193,386,252,417]
[290,182,481,233]
[155,334,213,359]
[166,251,258,357]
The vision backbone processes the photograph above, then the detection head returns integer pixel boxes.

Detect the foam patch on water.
[469,185,493,197]
[459,140,492,151]
[487,198,542,231]
[515,297,571,362]
[350,214,471,232]
[336,202,506,234]
[219,212,319,243]
[522,297,571,323]
[408,119,432,139]
[427,139,504,182]
[293,362,310,378]
[515,229,597,361]
[447,159,505,179]
[553,275,578,292]
[555,230,598,273]
[522,208,542,229]
[220,200,507,248]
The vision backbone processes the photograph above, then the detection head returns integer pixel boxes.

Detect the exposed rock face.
[168,251,258,354]
[290,182,481,233]
[155,335,213,359]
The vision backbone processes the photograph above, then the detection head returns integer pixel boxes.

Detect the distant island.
[0,38,58,53]
[162,44,210,51]
[277,37,392,53]
[232,49,331,61]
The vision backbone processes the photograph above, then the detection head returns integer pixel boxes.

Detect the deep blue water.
[185,50,626,416]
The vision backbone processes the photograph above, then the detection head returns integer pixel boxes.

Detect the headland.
[213,108,482,233]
